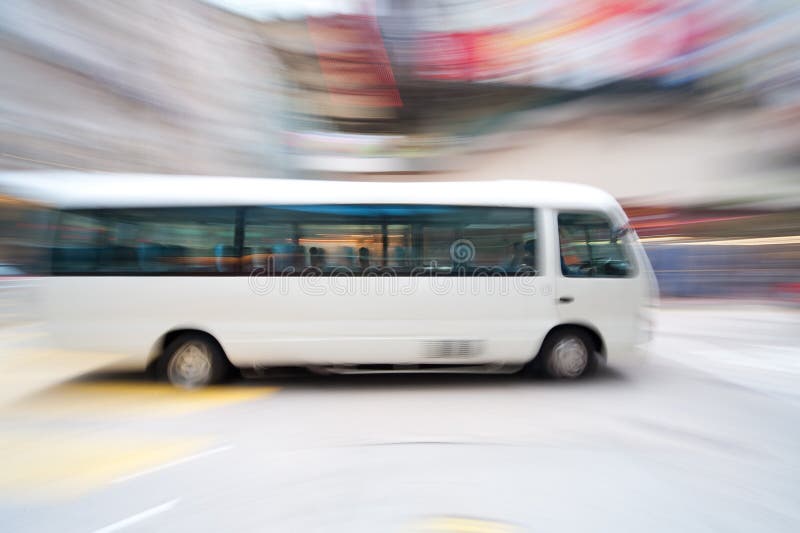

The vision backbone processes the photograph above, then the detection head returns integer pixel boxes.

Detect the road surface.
[0,304,798,532]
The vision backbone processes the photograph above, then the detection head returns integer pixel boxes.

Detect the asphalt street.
[0,304,798,533]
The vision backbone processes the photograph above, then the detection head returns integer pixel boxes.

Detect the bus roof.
[0,172,621,212]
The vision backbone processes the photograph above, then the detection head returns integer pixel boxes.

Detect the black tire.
[158,333,231,388]
[535,327,598,379]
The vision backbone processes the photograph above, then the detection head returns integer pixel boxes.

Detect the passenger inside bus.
[522,239,536,269]
[559,226,583,276]
[504,241,523,271]
[358,247,370,270]
[309,247,329,270]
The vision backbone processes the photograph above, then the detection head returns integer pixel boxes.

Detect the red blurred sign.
[412,0,746,87]
[307,14,402,108]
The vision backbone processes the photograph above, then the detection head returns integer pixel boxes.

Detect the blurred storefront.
[628,207,800,299]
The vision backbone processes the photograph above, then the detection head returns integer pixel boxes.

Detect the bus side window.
[51,212,104,273]
[242,205,537,276]
[53,208,237,274]
[558,212,633,278]
[417,206,537,275]
[245,206,384,274]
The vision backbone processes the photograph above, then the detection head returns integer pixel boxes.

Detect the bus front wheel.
[159,333,230,388]
[538,327,597,379]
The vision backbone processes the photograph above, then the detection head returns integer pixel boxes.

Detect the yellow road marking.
[0,348,130,406]
[4,381,280,418]
[414,516,522,533]
[0,380,278,501]
[0,431,211,501]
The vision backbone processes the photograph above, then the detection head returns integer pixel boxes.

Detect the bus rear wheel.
[159,333,230,388]
[539,328,596,379]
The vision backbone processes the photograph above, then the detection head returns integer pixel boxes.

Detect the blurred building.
[261,12,571,174]
[0,0,283,176]
[3,0,798,188]
[254,0,800,190]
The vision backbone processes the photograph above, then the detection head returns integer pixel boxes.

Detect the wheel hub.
[168,342,212,387]
[550,337,589,378]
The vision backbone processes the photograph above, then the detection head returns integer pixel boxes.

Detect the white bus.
[1,173,658,387]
